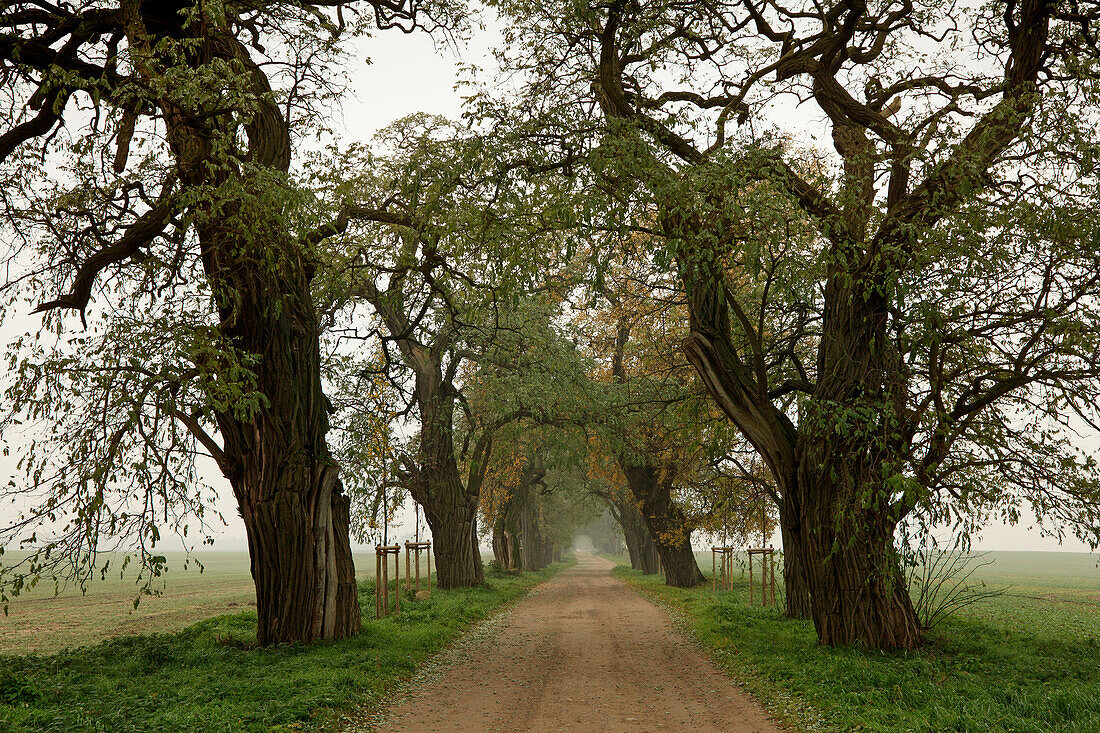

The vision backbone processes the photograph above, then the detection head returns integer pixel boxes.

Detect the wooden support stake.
[394,551,400,614]
[769,547,776,606]
[762,552,767,605]
[749,554,754,606]
[375,548,382,618]
[382,548,389,615]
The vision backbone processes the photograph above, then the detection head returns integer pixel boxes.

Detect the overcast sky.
[1,16,1096,556]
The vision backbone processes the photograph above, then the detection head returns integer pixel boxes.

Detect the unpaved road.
[367,553,783,733]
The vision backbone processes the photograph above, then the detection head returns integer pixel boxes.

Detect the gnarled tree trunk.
[620,462,705,587]
[124,2,361,646]
[778,496,812,620]
[794,286,921,649]
[614,497,659,574]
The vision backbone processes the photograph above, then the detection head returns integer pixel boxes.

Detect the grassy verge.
[0,558,571,733]
[613,559,1100,733]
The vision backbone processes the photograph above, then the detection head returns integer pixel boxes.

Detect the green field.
[0,551,382,654]
[616,550,1100,733]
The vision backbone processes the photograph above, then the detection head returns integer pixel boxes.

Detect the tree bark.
[419,476,484,588]
[615,498,659,574]
[778,497,812,620]
[491,523,509,568]
[794,285,922,649]
[122,3,361,646]
[400,361,485,588]
[620,462,705,587]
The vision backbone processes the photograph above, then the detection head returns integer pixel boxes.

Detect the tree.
[310,117,572,586]
[0,0,456,645]
[478,411,603,572]
[494,0,1100,648]
[569,253,721,587]
[584,444,661,574]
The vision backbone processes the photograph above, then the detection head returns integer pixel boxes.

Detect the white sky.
[1,16,1096,557]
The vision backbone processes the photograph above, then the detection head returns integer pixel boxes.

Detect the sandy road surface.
[366,553,783,733]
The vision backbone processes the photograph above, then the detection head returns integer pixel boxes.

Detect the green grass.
[0,559,571,733]
[613,551,1100,733]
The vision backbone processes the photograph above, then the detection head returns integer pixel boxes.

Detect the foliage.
[308,116,581,545]
[0,0,350,602]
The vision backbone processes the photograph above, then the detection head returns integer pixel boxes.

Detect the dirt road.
[366,553,783,733]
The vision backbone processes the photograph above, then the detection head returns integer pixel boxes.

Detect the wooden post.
[712,549,716,592]
[375,547,382,618]
[405,543,411,592]
[382,547,389,615]
[394,550,400,614]
[749,553,754,606]
[757,550,767,603]
[769,547,776,606]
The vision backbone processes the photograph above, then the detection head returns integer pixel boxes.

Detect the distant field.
[0,551,382,654]
[693,548,1100,625]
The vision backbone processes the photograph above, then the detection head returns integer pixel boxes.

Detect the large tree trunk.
[125,4,361,646]
[218,265,361,646]
[795,285,921,649]
[237,470,361,645]
[621,463,705,587]
[407,381,484,588]
[491,523,509,568]
[214,234,361,646]
[615,499,659,574]
[507,531,521,570]
[778,495,812,620]
[421,481,484,588]
[520,502,552,571]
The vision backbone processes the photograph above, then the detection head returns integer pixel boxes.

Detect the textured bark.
[794,285,922,649]
[419,473,484,589]
[492,524,518,570]
[615,498,659,575]
[778,498,812,620]
[409,386,485,589]
[121,2,360,646]
[795,476,920,649]
[620,462,705,587]
[520,503,548,571]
